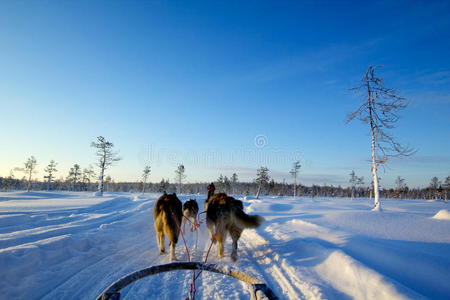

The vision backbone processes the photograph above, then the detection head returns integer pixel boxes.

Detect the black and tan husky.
[153,192,182,261]
[183,198,199,231]
[206,193,264,261]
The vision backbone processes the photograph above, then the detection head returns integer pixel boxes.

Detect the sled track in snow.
[240,232,324,300]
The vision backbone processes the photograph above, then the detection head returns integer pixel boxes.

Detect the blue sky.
[1,0,449,188]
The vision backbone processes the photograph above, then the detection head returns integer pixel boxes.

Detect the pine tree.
[141,165,151,193]
[67,164,82,191]
[91,136,121,196]
[231,173,238,195]
[223,175,231,193]
[429,177,441,200]
[349,170,358,199]
[268,179,275,195]
[443,175,450,202]
[24,156,37,192]
[395,176,407,198]
[3,170,14,192]
[44,160,58,191]
[104,175,112,192]
[255,167,270,199]
[174,164,186,194]
[217,174,224,191]
[81,165,96,191]
[158,178,169,193]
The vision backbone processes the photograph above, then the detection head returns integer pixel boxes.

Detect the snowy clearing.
[1,192,449,299]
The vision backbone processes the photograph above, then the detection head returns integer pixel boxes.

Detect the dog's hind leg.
[216,233,224,258]
[157,231,165,254]
[216,229,227,259]
[207,221,216,244]
[169,241,177,261]
[190,216,196,231]
[230,226,242,261]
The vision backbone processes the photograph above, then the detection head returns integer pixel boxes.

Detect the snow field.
[1,192,449,299]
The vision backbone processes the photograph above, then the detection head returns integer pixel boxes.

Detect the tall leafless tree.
[346,66,415,211]
[91,136,121,196]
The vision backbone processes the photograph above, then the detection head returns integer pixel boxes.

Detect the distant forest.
[2,136,448,202]
[1,175,448,201]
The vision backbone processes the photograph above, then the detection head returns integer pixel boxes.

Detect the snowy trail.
[1,192,449,299]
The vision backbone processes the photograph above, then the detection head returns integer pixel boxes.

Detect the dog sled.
[96,261,277,300]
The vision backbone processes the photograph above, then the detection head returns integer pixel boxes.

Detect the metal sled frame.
[97,261,277,300]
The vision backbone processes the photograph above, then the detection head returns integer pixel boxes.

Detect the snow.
[0,192,449,299]
[432,209,450,220]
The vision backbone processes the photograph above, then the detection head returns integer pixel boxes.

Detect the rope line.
[170,206,216,300]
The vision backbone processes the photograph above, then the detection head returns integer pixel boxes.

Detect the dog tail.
[233,207,264,228]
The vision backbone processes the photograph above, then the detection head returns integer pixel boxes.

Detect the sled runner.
[97,261,277,300]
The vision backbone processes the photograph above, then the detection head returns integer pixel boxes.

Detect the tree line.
[1,158,448,201]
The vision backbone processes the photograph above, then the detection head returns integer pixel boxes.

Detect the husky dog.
[183,198,199,231]
[206,193,264,261]
[153,192,182,261]
[204,182,216,210]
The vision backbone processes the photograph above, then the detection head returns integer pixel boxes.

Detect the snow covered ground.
[0,191,449,299]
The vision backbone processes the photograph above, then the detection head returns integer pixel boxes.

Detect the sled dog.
[183,198,199,231]
[204,182,216,210]
[206,193,264,261]
[153,192,182,261]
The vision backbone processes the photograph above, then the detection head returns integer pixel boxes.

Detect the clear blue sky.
[1,0,449,188]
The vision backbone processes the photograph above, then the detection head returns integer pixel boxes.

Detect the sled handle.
[97,261,277,300]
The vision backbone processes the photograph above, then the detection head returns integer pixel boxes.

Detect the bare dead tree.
[346,66,415,211]
[91,136,121,196]
[290,161,301,198]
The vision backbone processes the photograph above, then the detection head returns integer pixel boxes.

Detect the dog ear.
[173,192,177,197]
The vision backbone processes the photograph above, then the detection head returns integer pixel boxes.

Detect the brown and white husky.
[183,198,199,231]
[153,192,182,261]
[206,193,264,261]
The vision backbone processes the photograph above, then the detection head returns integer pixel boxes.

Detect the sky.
[1,0,449,188]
